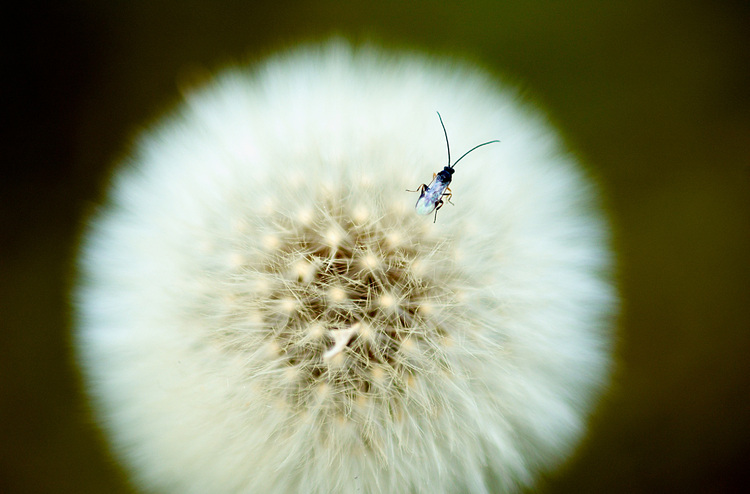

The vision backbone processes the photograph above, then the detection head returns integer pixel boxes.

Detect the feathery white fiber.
[75,42,616,493]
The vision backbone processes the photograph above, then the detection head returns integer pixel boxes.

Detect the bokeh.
[3,1,749,492]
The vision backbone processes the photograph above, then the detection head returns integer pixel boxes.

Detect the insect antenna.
[436,111,450,167]
[452,139,500,168]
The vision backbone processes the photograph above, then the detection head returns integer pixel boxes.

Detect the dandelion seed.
[296,207,314,225]
[360,253,380,270]
[227,252,245,269]
[324,227,343,249]
[261,197,277,215]
[307,323,325,340]
[323,324,360,362]
[417,302,434,316]
[283,366,299,382]
[278,297,297,314]
[357,322,375,342]
[231,218,250,233]
[316,382,331,402]
[354,394,370,413]
[262,234,280,251]
[439,334,454,348]
[410,259,427,277]
[264,340,280,358]
[378,292,396,310]
[352,205,369,224]
[326,286,347,304]
[326,352,345,367]
[254,277,273,296]
[292,259,317,283]
[400,337,417,354]
[385,231,403,248]
[248,310,264,325]
[370,365,386,386]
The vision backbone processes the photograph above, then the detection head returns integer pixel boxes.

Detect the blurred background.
[2,1,749,492]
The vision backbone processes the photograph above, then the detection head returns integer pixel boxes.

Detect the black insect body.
[409,112,499,222]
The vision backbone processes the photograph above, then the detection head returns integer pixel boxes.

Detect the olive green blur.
[2,1,748,492]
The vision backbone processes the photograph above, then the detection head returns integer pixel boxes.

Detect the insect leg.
[433,199,444,223]
[406,184,429,193]
[443,187,454,206]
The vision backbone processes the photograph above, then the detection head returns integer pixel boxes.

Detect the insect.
[408,112,500,222]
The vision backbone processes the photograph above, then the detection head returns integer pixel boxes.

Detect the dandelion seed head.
[75,42,616,494]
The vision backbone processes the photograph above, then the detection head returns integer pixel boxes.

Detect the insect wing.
[414,180,447,215]
[415,193,438,215]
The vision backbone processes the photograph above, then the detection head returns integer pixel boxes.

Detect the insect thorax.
[436,168,454,183]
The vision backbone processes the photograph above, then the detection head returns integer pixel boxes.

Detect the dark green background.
[3,1,749,492]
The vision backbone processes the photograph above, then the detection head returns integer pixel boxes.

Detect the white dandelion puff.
[75,42,616,494]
